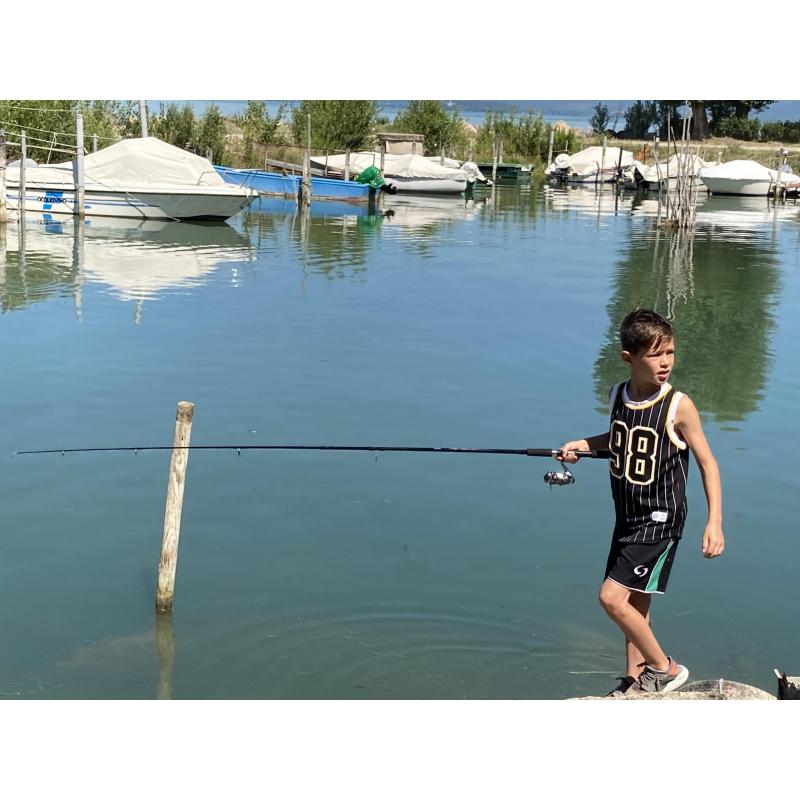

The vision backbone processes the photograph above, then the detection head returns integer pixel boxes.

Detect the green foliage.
[714,115,762,141]
[195,103,227,162]
[291,100,380,152]
[0,99,135,162]
[589,103,609,133]
[150,102,197,149]
[624,101,658,138]
[761,120,800,144]
[239,101,286,165]
[391,100,465,155]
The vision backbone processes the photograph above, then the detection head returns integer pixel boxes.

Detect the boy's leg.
[625,591,651,679]
[599,579,668,672]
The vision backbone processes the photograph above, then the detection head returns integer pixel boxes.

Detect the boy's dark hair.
[620,308,673,354]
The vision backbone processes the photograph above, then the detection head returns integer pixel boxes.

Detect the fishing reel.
[543,461,575,488]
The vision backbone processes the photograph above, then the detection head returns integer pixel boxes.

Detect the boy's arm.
[557,432,609,463]
[674,396,725,559]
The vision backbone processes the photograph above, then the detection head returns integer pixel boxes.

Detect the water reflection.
[593,217,782,422]
[0,215,255,321]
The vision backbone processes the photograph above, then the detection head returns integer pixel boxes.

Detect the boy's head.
[619,308,675,386]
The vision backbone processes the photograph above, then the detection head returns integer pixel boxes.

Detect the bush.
[714,116,762,141]
[761,120,800,144]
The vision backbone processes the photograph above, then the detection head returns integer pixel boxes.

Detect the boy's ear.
[621,350,632,365]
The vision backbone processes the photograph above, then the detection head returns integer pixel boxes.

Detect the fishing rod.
[13,444,609,487]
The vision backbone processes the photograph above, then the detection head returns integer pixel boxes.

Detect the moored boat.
[699,159,800,196]
[545,146,635,184]
[4,137,253,220]
[215,166,372,202]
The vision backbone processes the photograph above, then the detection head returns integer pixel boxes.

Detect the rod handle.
[525,448,610,459]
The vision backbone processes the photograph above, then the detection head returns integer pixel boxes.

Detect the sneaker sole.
[662,665,689,693]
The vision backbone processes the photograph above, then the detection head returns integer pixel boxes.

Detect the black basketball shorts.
[604,536,680,594]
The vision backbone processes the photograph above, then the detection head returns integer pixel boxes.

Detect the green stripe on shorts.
[646,540,674,592]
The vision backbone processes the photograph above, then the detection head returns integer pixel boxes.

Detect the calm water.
[1,185,799,699]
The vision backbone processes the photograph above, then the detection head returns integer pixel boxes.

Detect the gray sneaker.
[606,676,636,697]
[629,657,689,694]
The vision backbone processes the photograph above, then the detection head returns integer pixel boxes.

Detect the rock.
[570,679,776,701]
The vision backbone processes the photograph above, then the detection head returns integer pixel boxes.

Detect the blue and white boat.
[215,166,371,203]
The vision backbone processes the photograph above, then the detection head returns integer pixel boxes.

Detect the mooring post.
[139,100,149,138]
[440,144,445,166]
[75,113,85,218]
[300,113,311,206]
[379,139,386,173]
[547,129,554,169]
[20,130,27,214]
[155,611,175,700]
[0,131,7,223]
[492,136,498,184]
[344,147,350,182]
[774,147,785,203]
[156,401,195,613]
[92,133,98,153]
[600,134,607,186]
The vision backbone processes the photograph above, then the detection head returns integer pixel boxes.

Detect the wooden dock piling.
[344,148,350,182]
[547,130,554,170]
[76,113,85,217]
[156,401,195,613]
[300,114,311,206]
[20,131,26,214]
[0,132,7,223]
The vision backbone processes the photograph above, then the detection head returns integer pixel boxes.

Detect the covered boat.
[699,159,800,197]
[4,137,254,220]
[626,153,712,192]
[545,146,635,183]
[310,152,469,194]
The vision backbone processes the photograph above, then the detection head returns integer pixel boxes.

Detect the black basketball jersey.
[608,381,690,542]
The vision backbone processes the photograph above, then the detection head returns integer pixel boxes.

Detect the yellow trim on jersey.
[622,382,672,410]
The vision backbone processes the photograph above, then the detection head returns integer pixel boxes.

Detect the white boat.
[310,152,468,194]
[627,153,712,192]
[545,146,635,183]
[4,137,254,220]
[699,159,800,197]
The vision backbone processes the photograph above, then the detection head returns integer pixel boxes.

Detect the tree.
[623,101,659,138]
[589,103,609,133]
[392,100,465,155]
[150,102,196,149]
[291,100,380,152]
[196,103,227,162]
[239,101,286,165]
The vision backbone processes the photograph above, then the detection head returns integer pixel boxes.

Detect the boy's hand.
[557,440,589,463]
[702,523,725,559]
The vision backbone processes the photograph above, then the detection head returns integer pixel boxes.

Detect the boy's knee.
[598,582,628,616]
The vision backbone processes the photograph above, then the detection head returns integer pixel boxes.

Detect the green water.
[1,185,798,699]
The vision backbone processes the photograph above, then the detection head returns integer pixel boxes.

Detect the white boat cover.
[545,146,635,177]
[637,153,711,183]
[5,137,230,189]
[311,152,469,181]
[699,159,799,183]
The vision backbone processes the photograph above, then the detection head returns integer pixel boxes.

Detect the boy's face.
[622,336,675,387]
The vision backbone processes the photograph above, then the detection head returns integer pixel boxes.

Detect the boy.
[559,308,725,696]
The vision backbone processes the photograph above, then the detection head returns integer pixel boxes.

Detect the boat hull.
[4,185,250,220]
[700,177,774,196]
[215,166,371,202]
[383,177,467,194]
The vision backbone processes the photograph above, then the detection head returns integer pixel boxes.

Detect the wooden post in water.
[139,100,149,138]
[0,132,7,223]
[547,129,554,170]
[20,131,26,214]
[344,148,350,182]
[155,611,175,700]
[92,133,98,153]
[300,113,312,206]
[774,147,785,203]
[75,113,85,218]
[492,136,498,184]
[600,134,607,186]
[440,144,445,166]
[156,401,195,614]
[379,138,386,173]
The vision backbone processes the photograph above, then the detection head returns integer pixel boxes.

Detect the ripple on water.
[182,597,560,698]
